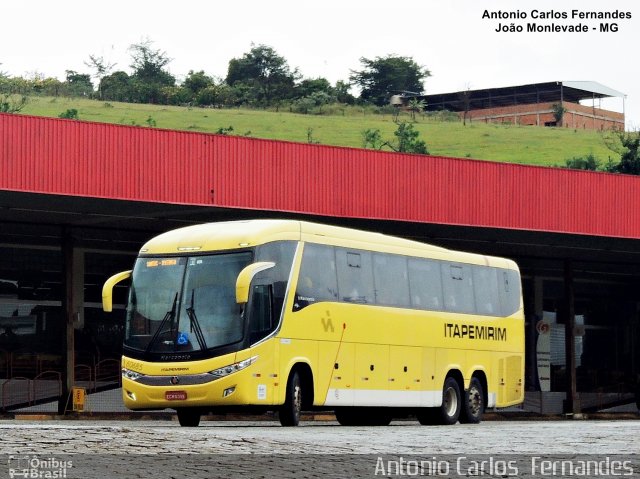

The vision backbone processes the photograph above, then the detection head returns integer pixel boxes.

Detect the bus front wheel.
[176,408,201,427]
[279,371,303,426]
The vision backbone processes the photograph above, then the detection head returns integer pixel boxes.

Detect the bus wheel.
[176,408,201,427]
[439,377,462,425]
[279,371,302,426]
[416,408,438,425]
[370,410,393,426]
[335,408,357,426]
[460,377,484,424]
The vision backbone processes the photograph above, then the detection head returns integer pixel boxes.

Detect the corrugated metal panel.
[2,112,640,239]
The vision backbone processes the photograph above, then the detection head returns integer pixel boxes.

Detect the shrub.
[58,108,78,119]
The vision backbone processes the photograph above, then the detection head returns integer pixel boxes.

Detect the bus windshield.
[124,252,253,353]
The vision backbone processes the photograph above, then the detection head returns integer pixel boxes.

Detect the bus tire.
[422,377,461,425]
[370,410,393,426]
[439,377,462,425]
[279,370,303,426]
[335,408,358,426]
[459,376,484,424]
[176,408,201,427]
[416,408,439,425]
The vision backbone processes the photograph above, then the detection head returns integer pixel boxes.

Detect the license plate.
[165,391,187,401]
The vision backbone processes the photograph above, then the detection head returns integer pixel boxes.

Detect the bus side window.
[472,266,500,316]
[373,253,410,307]
[294,244,338,311]
[441,263,475,314]
[408,258,443,310]
[336,248,374,304]
[498,269,522,316]
[255,241,297,320]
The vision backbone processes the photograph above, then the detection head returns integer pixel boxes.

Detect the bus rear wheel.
[460,377,484,424]
[176,408,201,427]
[439,377,462,425]
[279,371,303,426]
[418,377,461,425]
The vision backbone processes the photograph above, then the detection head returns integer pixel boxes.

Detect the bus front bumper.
[121,370,260,410]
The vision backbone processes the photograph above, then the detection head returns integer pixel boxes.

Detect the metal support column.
[563,260,580,414]
[58,228,76,414]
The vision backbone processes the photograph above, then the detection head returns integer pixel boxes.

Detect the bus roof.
[139,219,518,269]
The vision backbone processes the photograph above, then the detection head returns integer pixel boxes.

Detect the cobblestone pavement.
[1,419,639,478]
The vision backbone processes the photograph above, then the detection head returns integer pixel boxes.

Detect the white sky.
[1,0,638,128]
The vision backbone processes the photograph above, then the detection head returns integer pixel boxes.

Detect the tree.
[195,83,237,107]
[608,132,640,175]
[350,55,430,106]
[183,70,214,96]
[292,91,333,114]
[294,77,332,99]
[394,121,429,154]
[551,103,566,126]
[99,71,133,102]
[407,98,426,121]
[161,85,193,106]
[128,39,175,103]
[226,44,298,106]
[63,70,93,97]
[458,87,472,126]
[85,54,116,100]
[0,94,27,113]
[333,80,355,104]
[362,128,386,149]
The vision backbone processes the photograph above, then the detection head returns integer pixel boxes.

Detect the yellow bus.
[102,220,524,427]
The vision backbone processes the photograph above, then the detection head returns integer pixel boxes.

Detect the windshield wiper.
[145,292,178,353]
[186,289,208,350]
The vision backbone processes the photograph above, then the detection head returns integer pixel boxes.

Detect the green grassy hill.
[18,96,618,167]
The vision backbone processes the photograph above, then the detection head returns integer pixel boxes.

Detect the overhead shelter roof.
[421,81,625,112]
[2,112,640,242]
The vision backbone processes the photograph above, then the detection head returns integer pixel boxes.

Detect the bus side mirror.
[236,262,275,304]
[102,270,132,312]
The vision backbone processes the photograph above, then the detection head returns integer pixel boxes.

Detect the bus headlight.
[209,356,258,378]
[122,368,143,381]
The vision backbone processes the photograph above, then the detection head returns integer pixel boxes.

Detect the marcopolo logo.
[7,455,72,478]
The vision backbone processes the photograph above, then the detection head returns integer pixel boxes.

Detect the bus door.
[244,282,279,405]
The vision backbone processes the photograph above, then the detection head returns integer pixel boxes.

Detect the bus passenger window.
[498,269,522,316]
[293,244,338,311]
[255,241,297,320]
[441,263,474,314]
[373,253,410,307]
[472,266,500,316]
[336,248,374,304]
[408,258,443,310]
